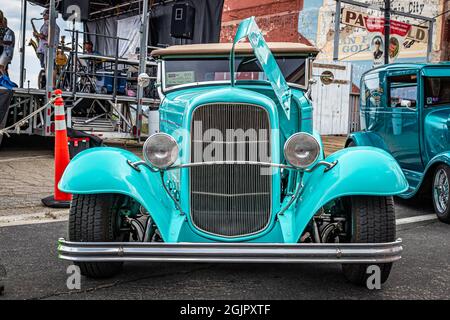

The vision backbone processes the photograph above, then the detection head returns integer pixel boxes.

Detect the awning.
[152,42,320,57]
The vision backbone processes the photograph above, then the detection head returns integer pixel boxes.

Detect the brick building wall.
[220,0,311,45]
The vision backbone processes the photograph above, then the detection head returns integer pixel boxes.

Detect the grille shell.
[190,103,272,238]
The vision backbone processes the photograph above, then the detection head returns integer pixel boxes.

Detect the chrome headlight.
[143,133,179,169]
[284,133,320,169]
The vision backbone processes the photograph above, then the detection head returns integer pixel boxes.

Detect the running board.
[58,238,403,264]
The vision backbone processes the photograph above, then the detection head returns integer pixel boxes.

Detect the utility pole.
[333,0,342,61]
[384,0,391,64]
[46,0,56,101]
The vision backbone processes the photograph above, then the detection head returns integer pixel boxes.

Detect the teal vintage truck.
[347,62,450,223]
[57,17,407,285]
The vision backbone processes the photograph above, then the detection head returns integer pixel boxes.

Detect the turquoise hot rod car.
[57,17,407,285]
[347,63,450,223]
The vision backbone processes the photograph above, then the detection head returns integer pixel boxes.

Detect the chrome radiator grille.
[190,103,272,237]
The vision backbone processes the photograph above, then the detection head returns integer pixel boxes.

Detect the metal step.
[71,117,118,132]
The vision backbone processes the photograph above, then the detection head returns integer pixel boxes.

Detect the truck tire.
[342,196,396,286]
[69,194,126,278]
[432,164,450,223]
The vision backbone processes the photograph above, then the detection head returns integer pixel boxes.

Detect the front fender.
[59,147,179,241]
[291,147,408,241]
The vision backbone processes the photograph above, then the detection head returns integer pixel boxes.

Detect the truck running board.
[58,238,403,264]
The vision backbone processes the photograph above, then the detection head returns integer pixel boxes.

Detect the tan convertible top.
[151,42,319,57]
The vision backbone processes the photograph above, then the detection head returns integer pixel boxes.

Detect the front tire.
[432,165,450,223]
[69,194,126,278]
[342,196,396,286]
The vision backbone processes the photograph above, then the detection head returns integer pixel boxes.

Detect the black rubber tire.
[69,194,124,278]
[347,140,356,147]
[38,70,46,90]
[431,164,450,224]
[342,196,396,286]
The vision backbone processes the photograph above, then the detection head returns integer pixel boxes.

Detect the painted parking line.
[0,210,68,228]
[0,155,52,163]
[0,212,438,228]
[396,214,437,225]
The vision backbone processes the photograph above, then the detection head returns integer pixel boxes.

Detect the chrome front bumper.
[58,238,403,264]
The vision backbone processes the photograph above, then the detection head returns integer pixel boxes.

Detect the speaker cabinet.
[171,3,195,39]
[61,0,90,22]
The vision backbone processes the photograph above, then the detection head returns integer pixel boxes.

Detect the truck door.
[384,71,423,171]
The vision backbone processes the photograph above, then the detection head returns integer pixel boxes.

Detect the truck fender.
[293,146,409,240]
[400,152,450,198]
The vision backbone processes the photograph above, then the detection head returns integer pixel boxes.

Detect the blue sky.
[3,0,80,87]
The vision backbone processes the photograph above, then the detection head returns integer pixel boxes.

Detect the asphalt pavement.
[0,200,448,300]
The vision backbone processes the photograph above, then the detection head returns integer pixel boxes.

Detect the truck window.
[362,75,382,108]
[425,77,450,106]
[388,74,418,109]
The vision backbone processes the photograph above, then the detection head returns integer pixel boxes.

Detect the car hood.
[159,85,283,130]
[164,85,281,110]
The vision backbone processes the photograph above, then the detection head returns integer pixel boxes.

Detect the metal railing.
[62,29,158,101]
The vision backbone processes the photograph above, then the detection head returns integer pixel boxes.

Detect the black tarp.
[85,0,224,56]
[149,0,224,47]
[0,89,13,146]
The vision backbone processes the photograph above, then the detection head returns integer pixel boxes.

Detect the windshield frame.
[158,54,313,94]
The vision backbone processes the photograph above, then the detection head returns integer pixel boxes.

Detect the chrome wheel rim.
[433,168,449,214]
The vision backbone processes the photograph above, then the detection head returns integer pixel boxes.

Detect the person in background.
[83,40,102,72]
[35,9,60,85]
[83,40,100,55]
[0,11,8,75]
[0,10,5,59]
[0,18,15,76]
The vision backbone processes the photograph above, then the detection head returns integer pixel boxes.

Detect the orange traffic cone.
[42,90,72,208]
